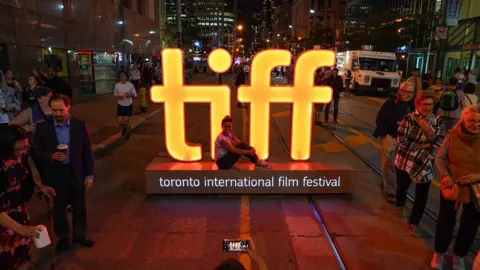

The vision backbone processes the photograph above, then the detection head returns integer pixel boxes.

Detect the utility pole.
[176,0,182,48]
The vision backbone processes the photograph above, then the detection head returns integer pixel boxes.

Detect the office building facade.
[291,0,346,49]
[0,0,160,98]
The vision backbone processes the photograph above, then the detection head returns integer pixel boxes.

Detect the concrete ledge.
[145,153,356,195]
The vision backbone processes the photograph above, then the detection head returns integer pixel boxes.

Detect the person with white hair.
[431,104,480,270]
[373,82,415,203]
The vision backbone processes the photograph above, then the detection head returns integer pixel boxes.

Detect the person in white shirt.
[130,64,141,92]
[464,82,479,106]
[114,71,137,138]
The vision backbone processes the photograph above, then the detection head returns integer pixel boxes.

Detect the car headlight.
[393,79,399,85]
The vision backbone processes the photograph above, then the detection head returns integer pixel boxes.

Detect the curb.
[92,106,163,154]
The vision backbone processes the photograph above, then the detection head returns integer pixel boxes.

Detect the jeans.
[216,142,259,169]
[396,168,431,225]
[434,192,480,257]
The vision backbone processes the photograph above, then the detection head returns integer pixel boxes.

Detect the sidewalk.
[70,92,163,152]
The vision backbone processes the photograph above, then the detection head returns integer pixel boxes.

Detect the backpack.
[439,90,459,111]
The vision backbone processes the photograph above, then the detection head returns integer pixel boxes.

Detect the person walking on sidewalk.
[22,75,40,108]
[437,77,466,130]
[373,82,415,203]
[42,66,72,99]
[324,68,344,124]
[395,91,445,235]
[114,71,137,138]
[32,94,95,253]
[431,104,480,270]
[130,64,141,92]
[0,71,21,129]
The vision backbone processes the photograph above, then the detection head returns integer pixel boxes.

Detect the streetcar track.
[269,111,348,270]
[318,108,478,257]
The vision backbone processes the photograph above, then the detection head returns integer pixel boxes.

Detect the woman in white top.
[214,115,270,169]
[464,83,478,106]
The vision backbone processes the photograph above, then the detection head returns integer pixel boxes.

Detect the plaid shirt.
[395,111,445,183]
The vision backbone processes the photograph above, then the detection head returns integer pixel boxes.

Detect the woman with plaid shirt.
[395,91,446,235]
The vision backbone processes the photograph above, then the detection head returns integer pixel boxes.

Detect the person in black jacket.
[33,94,94,252]
[42,66,73,99]
[324,68,344,124]
[373,82,415,203]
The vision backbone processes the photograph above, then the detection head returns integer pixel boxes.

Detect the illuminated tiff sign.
[151,49,334,162]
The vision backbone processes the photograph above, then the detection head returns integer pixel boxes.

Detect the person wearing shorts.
[114,71,137,138]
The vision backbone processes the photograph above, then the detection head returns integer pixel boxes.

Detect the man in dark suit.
[324,68,344,124]
[33,94,94,252]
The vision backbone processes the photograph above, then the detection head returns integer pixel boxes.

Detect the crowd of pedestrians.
[0,65,97,269]
[375,69,480,269]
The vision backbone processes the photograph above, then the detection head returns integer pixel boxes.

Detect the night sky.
[237,0,262,53]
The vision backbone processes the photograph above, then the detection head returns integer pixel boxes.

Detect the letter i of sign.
[237,49,335,161]
[151,49,232,162]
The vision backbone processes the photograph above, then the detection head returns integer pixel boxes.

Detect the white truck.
[336,50,400,94]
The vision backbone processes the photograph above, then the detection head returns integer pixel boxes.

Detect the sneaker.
[430,252,444,269]
[255,160,270,169]
[453,256,465,270]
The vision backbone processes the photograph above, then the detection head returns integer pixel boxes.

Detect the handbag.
[441,181,458,201]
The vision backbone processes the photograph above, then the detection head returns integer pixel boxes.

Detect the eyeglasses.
[466,119,480,125]
[399,89,414,95]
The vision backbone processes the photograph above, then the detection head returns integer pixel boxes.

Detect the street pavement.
[25,74,476,269]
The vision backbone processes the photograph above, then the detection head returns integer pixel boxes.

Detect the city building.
[365,0,439,77]
[272,4,293,48]
[344,0,371,50]
[164,0,197,47]
[195,0,235,47]
[0,0,160,98]
[291,0,346,49]
[440,0,480,86]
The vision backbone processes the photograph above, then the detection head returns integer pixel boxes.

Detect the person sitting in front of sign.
[214,116,270,170]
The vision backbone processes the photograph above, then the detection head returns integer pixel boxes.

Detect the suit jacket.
[32,117,94,184]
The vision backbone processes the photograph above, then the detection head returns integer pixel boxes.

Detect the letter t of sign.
[237,49,334,160]
[151,49,232,162]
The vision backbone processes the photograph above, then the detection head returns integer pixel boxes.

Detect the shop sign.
[93,53,115,64]
[435,27,448,40]
[151,48,334,161]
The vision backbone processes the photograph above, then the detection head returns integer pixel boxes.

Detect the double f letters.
[151,48,334,162]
